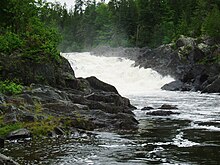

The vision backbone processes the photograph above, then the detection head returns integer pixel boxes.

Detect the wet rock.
[202,75,220,93]
[161,80,184,91]
[54,127,65,135]
[7,128,31,140]
[114,113,139,130]
[0,153,20,165]
[159,104,178,110]
[85,92,126,106]
[0,137,4,148]
[86,76,119,94]
[146,110,180,116]
[141,107,154,110]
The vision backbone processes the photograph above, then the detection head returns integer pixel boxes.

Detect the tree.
[202,5,220,38]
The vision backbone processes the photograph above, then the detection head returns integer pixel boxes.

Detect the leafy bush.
[23,17,61,62]
[0,31,24,54]
[202,6,220,38]
[0,80,23,95]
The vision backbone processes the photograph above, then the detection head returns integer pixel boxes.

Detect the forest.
[0,0,220,53]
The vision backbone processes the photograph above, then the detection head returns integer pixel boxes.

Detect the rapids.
[1,52,220,164]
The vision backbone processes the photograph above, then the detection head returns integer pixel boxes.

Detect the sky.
[47,0,109,9]
[46,0,76,9]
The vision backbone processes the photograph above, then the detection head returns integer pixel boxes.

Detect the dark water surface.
[1,91,220,164]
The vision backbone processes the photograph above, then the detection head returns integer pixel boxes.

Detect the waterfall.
[62,52,174,95]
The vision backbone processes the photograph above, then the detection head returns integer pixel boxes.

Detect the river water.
[1,52,220,164]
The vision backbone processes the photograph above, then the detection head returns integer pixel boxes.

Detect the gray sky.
[47,0,75,9]
[47,0,109,9]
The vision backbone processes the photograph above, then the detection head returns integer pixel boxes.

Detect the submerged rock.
[141,107,154,110]
[146,110,180,116]
[158,104,178,110]
[0,153,20,165]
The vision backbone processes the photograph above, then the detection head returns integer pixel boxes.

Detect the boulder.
[0,153,20,165]
[146,110,180,116]
[84,92,127,106]
[86,76,119,94]
[141,107,154,110]
[161,80,184,91]
[7,128,31,140]
[158,104,178,110]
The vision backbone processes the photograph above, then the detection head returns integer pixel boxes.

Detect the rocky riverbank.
[0,53,138,148]
[92,36,220,93]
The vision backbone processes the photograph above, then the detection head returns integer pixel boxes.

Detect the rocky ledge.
[0,53,138,144]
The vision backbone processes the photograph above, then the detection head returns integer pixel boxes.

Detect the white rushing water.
[62,52,174,95]
[59,52,220,164]
[3,52,219,165]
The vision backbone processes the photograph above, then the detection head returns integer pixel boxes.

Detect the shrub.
[202,6,220,38]
[0,80,23,95]
[23,17,61,62]
[0,31,24,54]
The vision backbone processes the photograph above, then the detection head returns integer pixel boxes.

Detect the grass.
[0,123,23,137]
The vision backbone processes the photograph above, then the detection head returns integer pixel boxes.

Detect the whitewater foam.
[62,52,174,95]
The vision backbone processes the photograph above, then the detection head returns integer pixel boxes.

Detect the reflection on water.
[1,91,220,164]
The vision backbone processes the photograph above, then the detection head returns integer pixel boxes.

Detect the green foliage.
[0,31,24,53]
[202,5,220,38]
[24,116,59,137]
[0,123,23,137]
[23,17,61,61]
[0,0,61,62]
[0,80,23,95]
[1,0,220,52]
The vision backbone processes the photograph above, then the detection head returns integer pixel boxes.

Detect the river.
[1,52,220,164]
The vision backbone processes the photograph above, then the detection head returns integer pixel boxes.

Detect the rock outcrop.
[0,53,138,140]
[112,36,220,93]
[93,36,220,93]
